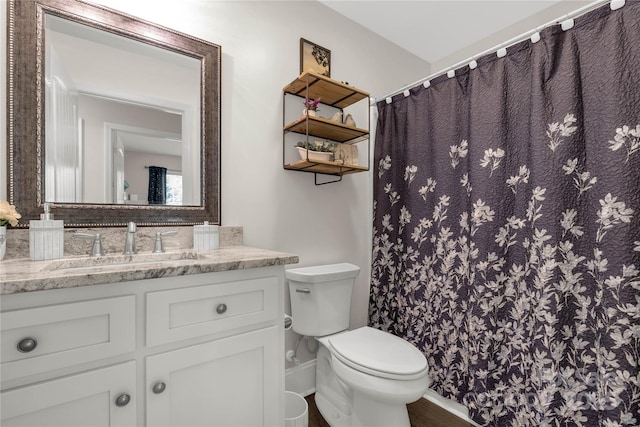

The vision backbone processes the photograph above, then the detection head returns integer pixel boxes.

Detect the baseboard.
[285,359,316,397]
[422,388,479,427]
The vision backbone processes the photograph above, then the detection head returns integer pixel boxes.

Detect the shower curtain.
[370,3,639,426]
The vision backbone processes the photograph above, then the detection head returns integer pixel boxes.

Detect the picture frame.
[300,38,331,77]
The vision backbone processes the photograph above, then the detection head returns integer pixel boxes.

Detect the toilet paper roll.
[284,314,293,331]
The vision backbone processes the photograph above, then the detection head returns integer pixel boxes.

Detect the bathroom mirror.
[7,0,221,227]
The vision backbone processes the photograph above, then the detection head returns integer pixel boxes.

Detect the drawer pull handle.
[152,382,166,394]
[216,303,227,315]
[296,288,311,294]
[17,337,38,353]
[115,393,131,407]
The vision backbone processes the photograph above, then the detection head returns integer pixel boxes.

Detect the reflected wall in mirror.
[7,0,221,227]
[45,13,202,206]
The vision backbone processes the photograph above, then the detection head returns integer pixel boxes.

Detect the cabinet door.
[1,361,136,427]
[146,326,281,427]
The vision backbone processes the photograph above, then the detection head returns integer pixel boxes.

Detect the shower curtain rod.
[373,0,624,104]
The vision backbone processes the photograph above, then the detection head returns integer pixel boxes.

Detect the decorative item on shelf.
[0,200,22,261]
[344,113,356,127]
[303,97,321,117]
[296,140,335,162]
[334,144,359,165]
[300,38,331,77]
[330,111,343,122]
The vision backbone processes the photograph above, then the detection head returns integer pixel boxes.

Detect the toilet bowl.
[286,264,429,427]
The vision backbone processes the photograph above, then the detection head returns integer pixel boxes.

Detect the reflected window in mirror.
[166,173,184,206]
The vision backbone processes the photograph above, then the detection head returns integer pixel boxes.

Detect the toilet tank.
[286,263,360,337]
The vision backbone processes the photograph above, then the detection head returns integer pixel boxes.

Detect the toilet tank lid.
[285,263,360,283]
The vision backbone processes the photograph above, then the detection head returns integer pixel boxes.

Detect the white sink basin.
[45,251,208,272]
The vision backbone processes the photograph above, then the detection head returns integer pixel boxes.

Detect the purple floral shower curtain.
[370,3,640,426]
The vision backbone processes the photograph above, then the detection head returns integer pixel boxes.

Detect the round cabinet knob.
[114,393,131,407]
[17,337,38,353]
[216,303,227,315]
[152,382,166,394]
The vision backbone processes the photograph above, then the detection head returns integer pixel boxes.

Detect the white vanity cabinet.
[0,265,286,427]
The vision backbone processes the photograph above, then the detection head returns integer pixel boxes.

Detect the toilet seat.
[328,327,428,381]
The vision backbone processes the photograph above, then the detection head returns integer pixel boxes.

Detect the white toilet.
[286,263,429,427]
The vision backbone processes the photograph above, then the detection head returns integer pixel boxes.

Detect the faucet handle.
[74,233,105,257]
[153,231,177,253]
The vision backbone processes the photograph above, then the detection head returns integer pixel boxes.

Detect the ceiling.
[319,0,584,65]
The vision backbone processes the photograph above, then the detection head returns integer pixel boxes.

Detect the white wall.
[0,0,429,367]
[431,0,592,72]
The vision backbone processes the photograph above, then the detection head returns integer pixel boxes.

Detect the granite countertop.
[0,246,299,295]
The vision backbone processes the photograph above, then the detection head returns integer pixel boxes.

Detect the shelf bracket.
[314,174,343,186]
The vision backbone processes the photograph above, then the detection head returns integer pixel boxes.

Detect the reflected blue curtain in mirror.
[148,166,167,205]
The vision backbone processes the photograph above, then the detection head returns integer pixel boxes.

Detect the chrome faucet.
[123,222,137,254]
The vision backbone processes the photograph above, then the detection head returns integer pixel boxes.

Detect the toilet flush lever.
[296,288,311,294]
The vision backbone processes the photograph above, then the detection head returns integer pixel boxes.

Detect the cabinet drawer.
[0,296,135,383]
[146,276,278,346]
[1,361,136,426]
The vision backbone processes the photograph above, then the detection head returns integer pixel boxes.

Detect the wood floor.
[305,394,475,427]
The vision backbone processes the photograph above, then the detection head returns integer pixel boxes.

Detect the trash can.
[285,391,308,427]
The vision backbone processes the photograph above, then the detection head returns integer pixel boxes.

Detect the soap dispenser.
[193,221,219,251]
[29,203,64,260]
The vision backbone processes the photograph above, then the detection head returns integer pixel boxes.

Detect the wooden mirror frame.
[6,0,221,227]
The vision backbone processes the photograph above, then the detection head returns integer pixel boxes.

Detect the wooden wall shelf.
[282,72,371,183]
[284,159,368,175]
[283,71,369,109]
[284,115,368,144]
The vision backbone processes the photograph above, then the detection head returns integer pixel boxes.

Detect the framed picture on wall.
[300,38,331,77]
